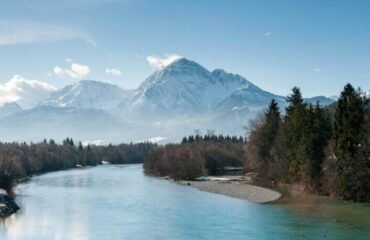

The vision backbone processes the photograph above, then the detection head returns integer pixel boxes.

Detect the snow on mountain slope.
[114,57,334,139]
[39,80,133,111]
[117,58,254,119]
[305,96,335,105]
[214,84,285,112]
[0,102,22,118]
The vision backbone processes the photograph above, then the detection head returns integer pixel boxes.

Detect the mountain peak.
[162,57,209,74]
[167,57,197,66]
[0,102,22,118]
[39,79,132,110]
[77,79,105,84]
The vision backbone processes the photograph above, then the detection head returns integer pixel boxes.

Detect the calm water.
[0,165,369,240]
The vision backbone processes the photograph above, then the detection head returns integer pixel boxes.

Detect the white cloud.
[313,68,322,72]
[105,68,122,76]
[53,63,90,79]
[65,58,74,63]
[82,139,104,146]
[87,39,97,47]
[0,75,56,108]
[264,32,272,37]
[146,54,182,69]
[137,136,168,143]
[0,21,88,46]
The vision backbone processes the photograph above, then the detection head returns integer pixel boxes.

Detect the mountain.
[0,106,128,143]
[0,58,336,143]
[116,58,280,120]
[0,75,56,109]
[117,58,333,119]
[39,80,133,111]
[0,102,22,118]
[305,96,336,105]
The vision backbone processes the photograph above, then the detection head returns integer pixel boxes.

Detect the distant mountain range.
[0,58,335,143]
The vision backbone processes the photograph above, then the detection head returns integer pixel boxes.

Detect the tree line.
[0,138,156,197]
[182,134,246,144]
[246,84,369,201]
[144,139,245,180]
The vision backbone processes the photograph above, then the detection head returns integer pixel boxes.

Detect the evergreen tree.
[246,99,281,179]
[188,135,195,143]
[78,142,83,151]
[303,103,332,186]
[284,87,307,177]
[334,84,366,200]
[69,138,74,147]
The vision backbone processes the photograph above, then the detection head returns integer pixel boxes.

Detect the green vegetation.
[144,83,369,202]
[0,139,156,197]
[334,84,369,201]
[246,84,369,201]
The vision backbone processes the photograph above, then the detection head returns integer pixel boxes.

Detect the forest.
[144,135,245,180]
[144,84,369,202]
[0,139,156,197]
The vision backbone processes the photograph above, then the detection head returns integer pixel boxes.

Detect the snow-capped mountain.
[0,102,22,118]
[116,58,333,120]
[39,80,133,111]
[116,58,274,119]
[0,58,336,142]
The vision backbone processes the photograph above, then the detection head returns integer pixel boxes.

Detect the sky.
[0,0,369,98]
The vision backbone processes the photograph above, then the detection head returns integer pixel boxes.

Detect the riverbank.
[179,178,282,203]
[0,191,19,218]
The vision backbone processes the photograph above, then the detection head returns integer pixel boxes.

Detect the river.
[0,165,369,240]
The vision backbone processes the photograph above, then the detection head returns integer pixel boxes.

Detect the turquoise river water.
[0,164,369,240]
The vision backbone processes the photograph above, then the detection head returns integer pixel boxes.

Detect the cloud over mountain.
[0,75,56,108]
[146,54,182,69]
[106,68,122,76]
[54,63,90,79]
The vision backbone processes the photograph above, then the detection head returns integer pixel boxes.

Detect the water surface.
[0,165,369,240]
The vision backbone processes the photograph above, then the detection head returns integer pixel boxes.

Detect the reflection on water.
[0,165,369,240]
[276,194,370,229]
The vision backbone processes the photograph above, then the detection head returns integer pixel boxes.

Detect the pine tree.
[246,99,281,179]
[78,142,83,151]
[284,87,307,177]
[303,102,332,186]
[70,138,74,147]
[334,83,366,200]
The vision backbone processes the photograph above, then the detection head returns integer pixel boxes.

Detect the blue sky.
[0,0,369,97]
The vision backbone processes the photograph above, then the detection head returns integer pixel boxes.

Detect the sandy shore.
[181,180,282,203]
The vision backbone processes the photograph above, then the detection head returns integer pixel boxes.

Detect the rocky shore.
[180,177,282,203]
[0,194,19,218]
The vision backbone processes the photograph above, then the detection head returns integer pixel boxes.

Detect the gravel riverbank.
[181,180,282,203]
